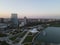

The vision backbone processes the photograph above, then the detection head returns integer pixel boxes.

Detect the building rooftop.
[34,27,60,43]
[29,28,39,33]
[0,23,8,28]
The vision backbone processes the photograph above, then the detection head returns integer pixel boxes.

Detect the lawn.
[10,31,27,41]
[23,36,33,43]
[28,32,32,35]
[9,36,17,41]
[0,33,7,37]
[50,23,60,27]
[24,43,32,45]
[19,31,27,38]
[0,41,9,45]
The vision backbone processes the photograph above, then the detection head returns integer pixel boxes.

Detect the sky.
[0,0,60,18]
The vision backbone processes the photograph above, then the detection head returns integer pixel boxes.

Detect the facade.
[11,13,18,28]
[33,27,60,45]
[24,16,27,25]
[0,23,8,33]
[0,18,4,23]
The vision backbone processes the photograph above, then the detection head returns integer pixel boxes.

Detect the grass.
[28,32,32,35]
[23,36,33,43]
[14,39,20,43]
[0,41,9,45]
[24,43,32,45]
[10,31,27,41]
[9,36,17,41]
[20,32,26,38]
[0,33,7,37]
[50,23,60,27]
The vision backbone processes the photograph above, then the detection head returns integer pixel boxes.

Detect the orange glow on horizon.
[0,12,60,18]
[0,13,11,18]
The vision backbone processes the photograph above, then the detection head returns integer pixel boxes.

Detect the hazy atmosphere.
[0,0,60,18]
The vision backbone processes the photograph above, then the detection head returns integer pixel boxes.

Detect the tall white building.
[11,13,18,27]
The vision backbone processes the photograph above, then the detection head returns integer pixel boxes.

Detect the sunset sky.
[0,0,60,18]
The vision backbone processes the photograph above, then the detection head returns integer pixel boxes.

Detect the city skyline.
[0,0,60,19]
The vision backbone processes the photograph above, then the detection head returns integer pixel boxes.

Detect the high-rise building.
[11,13,18,28]
[0,18,4,23]
[24,16,27,25]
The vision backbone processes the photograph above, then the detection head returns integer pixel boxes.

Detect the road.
[17,31,30,45]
